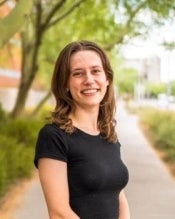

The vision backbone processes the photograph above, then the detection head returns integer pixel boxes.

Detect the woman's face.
[68,50,109,110]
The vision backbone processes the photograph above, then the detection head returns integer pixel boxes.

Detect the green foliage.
[110,54,138,99]
[170,81,175,96]
[145,81,175,97]
[114,61,138,97]
[0,103,7,123]
[0,135,33,196]
[9,0,175,117]
[139,108,175,162]
[146,82,167,98]
[147,0,175,18]
[39,0,119,87]
[0,118,43,147]
[0,109,45,198]
[0,0,33,47]
[35,104,53,120]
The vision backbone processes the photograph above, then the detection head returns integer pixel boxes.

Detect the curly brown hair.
[51,40,117,143]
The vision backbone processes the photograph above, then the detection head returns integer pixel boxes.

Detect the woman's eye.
[72,72,82,77]
[93,69,100,74]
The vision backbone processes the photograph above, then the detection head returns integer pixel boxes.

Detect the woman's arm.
[38,158,80,219]
[119,190,130,219]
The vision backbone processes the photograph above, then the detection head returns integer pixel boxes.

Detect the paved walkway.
[117,100,175,219]
[13,100,175,219]
[13,176,48,219]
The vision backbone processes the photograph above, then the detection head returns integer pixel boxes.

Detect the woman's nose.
[83,72,94,84]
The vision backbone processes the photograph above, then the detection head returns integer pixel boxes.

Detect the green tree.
[0,0,33,48]
[171,81,175,96]
[146,82,167,98]
[115,63,138,97]
[8,0,175,117]
[11,0,88,118]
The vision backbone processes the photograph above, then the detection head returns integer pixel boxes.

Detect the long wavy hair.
[51,40,117,143]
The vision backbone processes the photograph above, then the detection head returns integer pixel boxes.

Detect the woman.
[34,40,130,219]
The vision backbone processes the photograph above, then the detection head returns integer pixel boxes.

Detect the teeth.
[82,89,98,94]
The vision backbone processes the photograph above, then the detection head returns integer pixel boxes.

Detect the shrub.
[0,147,9,196]
[146,82,167,98]
[0,135,34,196]
[139,108,175,163]
[0,110,46,199]
[0,118,44,147]
[0,104,7,125]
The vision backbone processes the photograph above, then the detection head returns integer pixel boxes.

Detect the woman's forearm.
[49,208,80,219]
[119,190,130,219]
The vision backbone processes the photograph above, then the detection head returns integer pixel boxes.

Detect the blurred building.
[125,56,161,83]
[0,68,20,87]
[0,67,50,112]
[0,3,21,111]
[142,57,161,82]
[124,56,161,101]
[0,1,21,87]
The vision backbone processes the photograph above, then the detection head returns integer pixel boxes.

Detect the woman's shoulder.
[34,124,69,167]
[39,123,63,133]
[38,123,67,139]
[37,123,69,149]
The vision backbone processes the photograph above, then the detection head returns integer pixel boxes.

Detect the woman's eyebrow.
[70,68,83,72]
[91,65,103,69]
[71,65,103,72]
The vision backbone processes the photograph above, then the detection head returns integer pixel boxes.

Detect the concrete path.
[13,176,48,219]
[13,100,175,219]
[117,100,175,219]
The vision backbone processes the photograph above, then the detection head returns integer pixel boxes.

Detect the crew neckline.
[52,123,101,137]
[75,127,101,137]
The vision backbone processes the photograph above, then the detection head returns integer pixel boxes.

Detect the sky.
[121,20,175,82]
[121,39,175,82]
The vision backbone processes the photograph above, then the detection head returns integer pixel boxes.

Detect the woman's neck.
[70,107,99,135]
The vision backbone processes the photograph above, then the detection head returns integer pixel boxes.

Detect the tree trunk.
[31,90,52,117]
[11,22,42,118]
[11,78,33,118]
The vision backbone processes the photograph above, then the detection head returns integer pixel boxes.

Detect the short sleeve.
[34,124,69,168]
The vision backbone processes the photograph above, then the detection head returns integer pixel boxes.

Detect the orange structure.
[0,2,21,88]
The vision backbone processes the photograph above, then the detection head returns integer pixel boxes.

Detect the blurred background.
[0,0,175,218]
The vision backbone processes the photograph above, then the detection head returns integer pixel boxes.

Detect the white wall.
[0,88,53,112]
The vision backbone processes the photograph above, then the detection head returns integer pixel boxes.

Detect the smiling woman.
[68,50,109,111]
[34,40,130,219]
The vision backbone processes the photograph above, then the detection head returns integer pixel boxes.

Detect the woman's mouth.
[81,88,99,95]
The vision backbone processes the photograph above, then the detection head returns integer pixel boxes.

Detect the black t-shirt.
[34,123,129,219]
